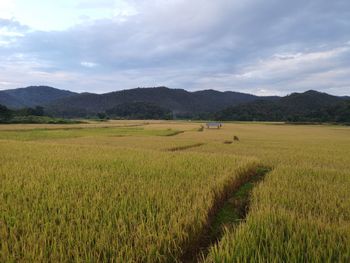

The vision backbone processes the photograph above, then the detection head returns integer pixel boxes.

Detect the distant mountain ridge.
[0,86,349,122]
[43,86,277,117]
[0,86,77,108]
[215,89,350,122]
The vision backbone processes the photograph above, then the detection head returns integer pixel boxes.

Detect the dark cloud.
[1,0,350,95]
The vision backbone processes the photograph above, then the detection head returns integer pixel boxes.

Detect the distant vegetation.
[1,86,349,123]
[44,86,263,118]
[106,102,173,120]
[0,85,77,108]
[0,86,268,118]
[0,104,80,124]
[215,91,350,123]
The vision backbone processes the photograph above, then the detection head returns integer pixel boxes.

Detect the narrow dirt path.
[180,166,271,263]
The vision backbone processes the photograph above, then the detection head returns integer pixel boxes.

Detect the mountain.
[215,90,349,122]
[0,86,77,108]
[0,92,23,108]
[106,102,173,120]
[1,86,348,122]
[279,90,342,112]
[323,100,350,122]
[191,89,278,113]
[47,87,274,117]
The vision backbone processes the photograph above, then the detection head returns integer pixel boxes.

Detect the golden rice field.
[1,120,350,262]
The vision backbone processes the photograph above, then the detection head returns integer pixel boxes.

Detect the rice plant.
[1,121,349,262]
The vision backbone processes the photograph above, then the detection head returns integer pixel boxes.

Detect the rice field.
[1,121,350,262]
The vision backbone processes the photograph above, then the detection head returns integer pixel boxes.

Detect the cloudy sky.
[0,0,349,95]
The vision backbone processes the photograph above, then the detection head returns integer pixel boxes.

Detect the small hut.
[206,122,222,129]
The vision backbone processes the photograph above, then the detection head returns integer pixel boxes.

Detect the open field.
[1,121,350,262]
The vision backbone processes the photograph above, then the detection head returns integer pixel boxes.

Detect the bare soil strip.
[181,166,271,263]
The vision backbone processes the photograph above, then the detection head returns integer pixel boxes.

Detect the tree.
[0,104,12,121]
[106,102,173,120]
[97,112,107,119]
[34,106,44,116]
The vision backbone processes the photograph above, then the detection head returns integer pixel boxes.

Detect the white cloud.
[81,61,98,68]
[0,30,24,37]
[234,46,350,81]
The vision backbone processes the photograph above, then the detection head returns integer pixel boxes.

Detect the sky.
[0,0,350,95]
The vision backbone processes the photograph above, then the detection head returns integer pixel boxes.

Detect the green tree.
[0,104,12,122]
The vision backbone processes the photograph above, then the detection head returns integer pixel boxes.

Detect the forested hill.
[0,86,77,108]
[215,90,350,122]
[0,86,349,122]
[44,86,276,118]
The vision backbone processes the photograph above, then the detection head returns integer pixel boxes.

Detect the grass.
[210,181,254,239]
[0,121,350,262]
